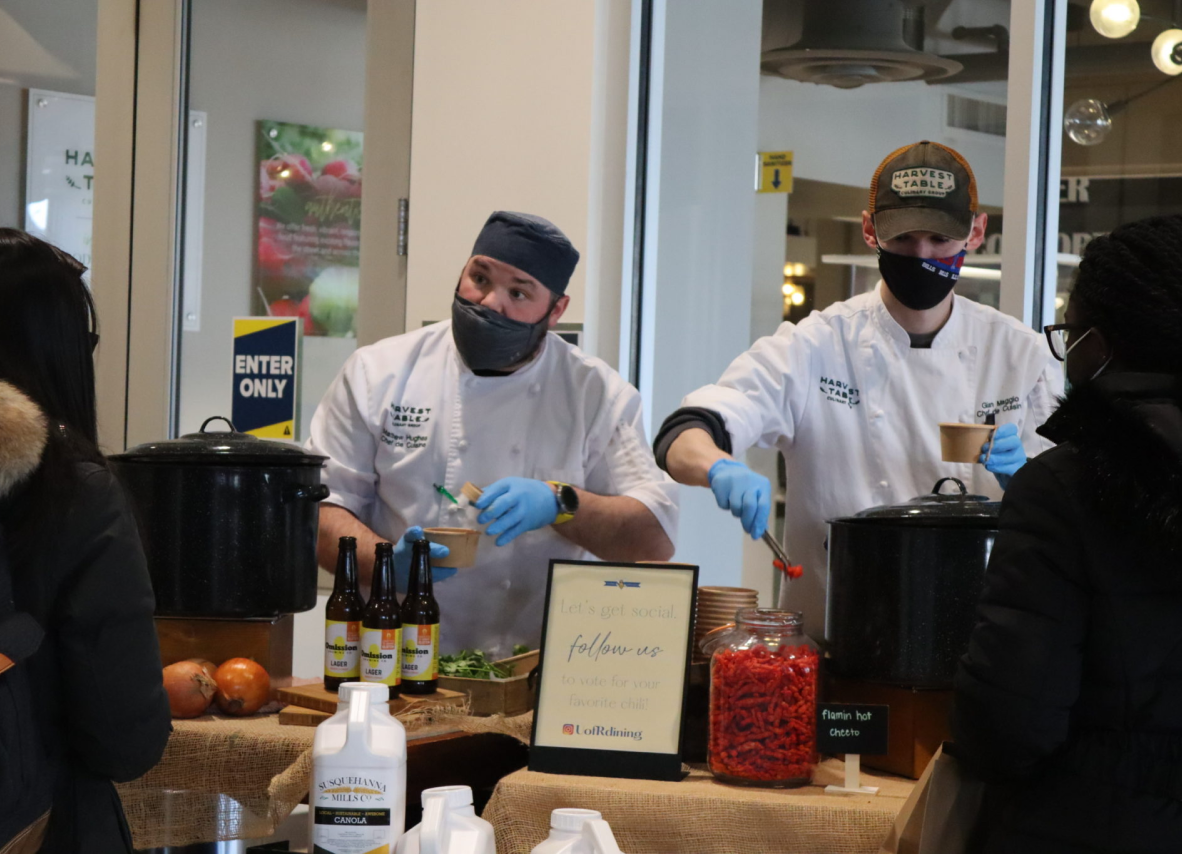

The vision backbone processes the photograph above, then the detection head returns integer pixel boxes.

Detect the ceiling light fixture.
[1064,74,1182,145]
[1090,0,1141,38]
[1151,28,1182,74]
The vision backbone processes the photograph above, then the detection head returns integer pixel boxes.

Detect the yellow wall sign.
[756,150,793,194]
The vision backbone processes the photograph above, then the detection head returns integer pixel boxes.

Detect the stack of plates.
[693,586,758,662]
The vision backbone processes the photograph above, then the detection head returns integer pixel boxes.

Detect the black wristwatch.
[547,481,579,524]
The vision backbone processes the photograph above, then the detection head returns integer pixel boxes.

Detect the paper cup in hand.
[939,423,997,464]
[424,527,480,568]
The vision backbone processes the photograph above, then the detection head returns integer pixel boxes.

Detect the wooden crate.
[437,649,538,717]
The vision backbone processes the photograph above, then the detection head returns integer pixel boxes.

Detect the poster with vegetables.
[256,119,362,337]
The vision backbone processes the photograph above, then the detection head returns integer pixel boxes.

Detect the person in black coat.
[0,230,171,853]
[953,215,1182,854]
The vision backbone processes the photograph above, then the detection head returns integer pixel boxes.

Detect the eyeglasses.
[1043,323,1089,362]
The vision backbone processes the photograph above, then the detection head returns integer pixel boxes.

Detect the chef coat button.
[458,439,469,451]
[879,480,889,489]
[511,445,521,456]
[529,383,541,396]
[873,410,884,420]
[501,579,512,590]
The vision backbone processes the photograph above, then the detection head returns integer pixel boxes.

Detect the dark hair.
[1072,215,1182,374]
[0,229,104,517]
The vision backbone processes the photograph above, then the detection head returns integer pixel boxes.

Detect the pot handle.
[931,477,968,496]
[286,484,331,502]
[200,416,238,434]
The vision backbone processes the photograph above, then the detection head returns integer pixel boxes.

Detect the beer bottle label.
[324,620,360,678]
[401,623,439,681]
[360,627,402,685]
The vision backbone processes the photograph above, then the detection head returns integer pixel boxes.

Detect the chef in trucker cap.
[655,141,1061,641]
[308,211,677,658]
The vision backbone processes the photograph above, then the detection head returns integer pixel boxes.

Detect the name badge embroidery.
[820,376,861,408]
[380,402,432,449]
[977,396,1022,419]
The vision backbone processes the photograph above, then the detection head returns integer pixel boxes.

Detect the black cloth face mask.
[876,246,966,311]
[451,294,551,372]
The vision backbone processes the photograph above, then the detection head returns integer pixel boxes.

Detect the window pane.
[177,0,367,440]
[1054,0,1182,321]
[0,0,98,270]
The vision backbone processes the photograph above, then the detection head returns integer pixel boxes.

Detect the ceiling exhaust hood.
[761,0,962,89]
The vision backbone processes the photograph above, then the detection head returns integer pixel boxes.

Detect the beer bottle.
[360,541,402,696]
[400,539,440,694]
[324,536,364,692]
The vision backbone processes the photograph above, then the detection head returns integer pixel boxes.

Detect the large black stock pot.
[825,477,999,688]
[109,417,329,617]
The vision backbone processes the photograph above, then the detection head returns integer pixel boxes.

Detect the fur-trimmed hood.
[0,382,48,501]
[1039,372,1182,554]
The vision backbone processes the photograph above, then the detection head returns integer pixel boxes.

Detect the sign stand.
[824,753,880,796]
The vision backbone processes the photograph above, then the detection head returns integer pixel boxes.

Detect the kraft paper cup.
[424,527,480,569]
[939,423,997,464]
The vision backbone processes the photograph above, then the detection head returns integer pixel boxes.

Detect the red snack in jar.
[706,608,818,786]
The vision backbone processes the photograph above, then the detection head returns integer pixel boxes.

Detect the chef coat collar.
[870,281,963,352]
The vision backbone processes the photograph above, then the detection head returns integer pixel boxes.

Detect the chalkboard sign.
[817,703,889,755]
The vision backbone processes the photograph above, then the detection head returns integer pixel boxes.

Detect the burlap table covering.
[117,704,468,850]
[483,759,914,854]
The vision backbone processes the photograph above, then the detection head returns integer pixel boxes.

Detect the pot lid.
[836,477,999,527]
[110,416,327,466]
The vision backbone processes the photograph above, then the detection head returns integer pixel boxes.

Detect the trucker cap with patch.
[869,141,978,242]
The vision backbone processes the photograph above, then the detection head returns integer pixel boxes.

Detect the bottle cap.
[337,682,389,707]
[551,809,602,833]
[421,785,473,810]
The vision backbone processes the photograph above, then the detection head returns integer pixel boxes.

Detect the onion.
[214,658,271,716]
[163,661,217,719]
[187,658,218,682]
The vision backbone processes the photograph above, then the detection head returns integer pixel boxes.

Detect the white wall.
[636,0,764,587]
[405,0,631,363]
[181,0,367,438]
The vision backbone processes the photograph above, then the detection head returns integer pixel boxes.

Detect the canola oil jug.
[529,809,624,854]
[311,682,408,854]
[394,785,496,854]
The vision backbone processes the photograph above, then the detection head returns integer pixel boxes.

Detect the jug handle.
[346,689,371,749]
[420,792,447,854]
[583,820,622,854]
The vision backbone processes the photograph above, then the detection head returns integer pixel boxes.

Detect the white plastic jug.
[394,785,496,854]
[529,809,624,854]
[310,682,408,854]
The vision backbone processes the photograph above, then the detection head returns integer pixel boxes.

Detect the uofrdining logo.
[562,723,643,741]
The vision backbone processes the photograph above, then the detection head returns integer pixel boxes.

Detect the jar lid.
[110,416,327,466]
[833,477,999,528]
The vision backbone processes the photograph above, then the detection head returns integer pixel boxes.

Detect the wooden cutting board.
[277,681,466,716]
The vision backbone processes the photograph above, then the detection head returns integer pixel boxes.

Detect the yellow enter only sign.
[756,151,793,194]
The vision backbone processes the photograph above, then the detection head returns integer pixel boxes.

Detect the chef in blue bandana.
[308,211,678,657]
[655,141,1061,641]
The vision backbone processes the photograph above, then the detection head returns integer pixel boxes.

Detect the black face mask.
[451,294,551,372]
[877,246,966,311]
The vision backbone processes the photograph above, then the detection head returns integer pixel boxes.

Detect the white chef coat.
[681,284,1062,642]
[307,321,679,659]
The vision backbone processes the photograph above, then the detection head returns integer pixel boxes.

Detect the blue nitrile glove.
[980,423,1026,490]
[475,477,559,547]
[707,458,771,540]
[394,525,456,592]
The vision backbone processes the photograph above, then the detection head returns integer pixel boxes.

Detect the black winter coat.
[953,372,1182,854]
[0,382,171,853]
